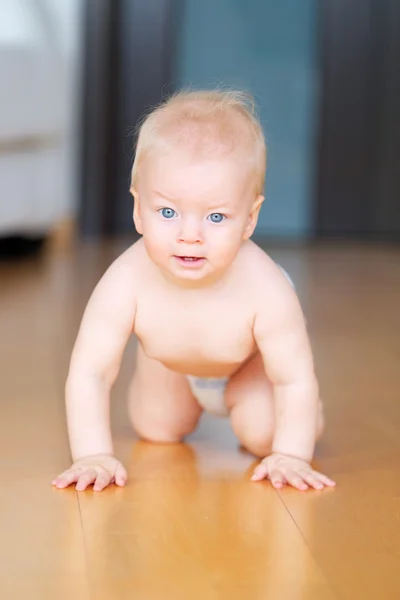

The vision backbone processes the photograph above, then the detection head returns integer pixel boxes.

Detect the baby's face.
[133,150,263,285]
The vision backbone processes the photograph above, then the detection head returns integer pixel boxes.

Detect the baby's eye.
[159,208,177,219]
[208,213,225,223]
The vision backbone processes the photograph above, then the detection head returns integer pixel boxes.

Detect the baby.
[53,90,336,493]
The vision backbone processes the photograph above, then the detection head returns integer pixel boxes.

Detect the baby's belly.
[137,338,257,378]
[158,357,248,378]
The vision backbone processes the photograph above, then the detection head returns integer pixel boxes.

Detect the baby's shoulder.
[106,238,146,272]
[98,238,147,292]
[239,241,283,281]
[238,241,297,303]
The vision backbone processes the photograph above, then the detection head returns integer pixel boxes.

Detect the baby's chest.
[134,298,255,363]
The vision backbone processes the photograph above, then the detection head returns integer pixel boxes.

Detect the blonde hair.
[131,89,267,196]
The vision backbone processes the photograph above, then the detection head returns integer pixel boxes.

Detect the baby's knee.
[229,402,274,458]
[229,398,324,459]
[133,420,183,444]
[238,428,273,458]
[129,406,198,444]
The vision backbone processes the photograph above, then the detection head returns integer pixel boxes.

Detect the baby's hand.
[251,452,336,491]
[52,455,127,492]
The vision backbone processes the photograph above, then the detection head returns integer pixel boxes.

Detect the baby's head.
[130,89,267,285]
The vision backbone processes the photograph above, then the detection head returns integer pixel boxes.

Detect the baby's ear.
[131,187,143,234]
[243,195,264,240]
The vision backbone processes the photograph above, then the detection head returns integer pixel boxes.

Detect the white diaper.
[187,375,229,417]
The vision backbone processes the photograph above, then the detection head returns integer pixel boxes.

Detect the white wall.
[0,0,83,234]
[41,0,84,218]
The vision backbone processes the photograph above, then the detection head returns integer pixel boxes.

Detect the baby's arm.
[53,255,137,491]
[252,270,335,490]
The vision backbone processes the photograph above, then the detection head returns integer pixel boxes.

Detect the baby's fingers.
[93,469,112,492]
[52,469,82,489]
[311,471,336,488]
[299,469,336,490]
[115,463,128,487]
[251,462,285,488]
[284,469,308,491]
[76,469,98,491]
[300,470,324,490]
[251,462,269,482]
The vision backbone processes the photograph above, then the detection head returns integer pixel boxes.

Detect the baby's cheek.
[142,226,169,262]
[211,233,241,266]
[144,220,169,244]
[151,236,168,256]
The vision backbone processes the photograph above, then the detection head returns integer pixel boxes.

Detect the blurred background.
[0,0,399,254]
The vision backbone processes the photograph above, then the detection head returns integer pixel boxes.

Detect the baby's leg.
[128,344,203,443]
[225,352,324,458]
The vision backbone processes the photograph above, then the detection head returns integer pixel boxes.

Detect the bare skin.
[53,150,335,493]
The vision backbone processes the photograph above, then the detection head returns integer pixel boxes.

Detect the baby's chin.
[169,258,237,287]
[144,245,236,286]
[169,258,212,284]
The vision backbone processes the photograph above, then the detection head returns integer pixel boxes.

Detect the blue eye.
[160,208,177,219]
[208,213,225,223]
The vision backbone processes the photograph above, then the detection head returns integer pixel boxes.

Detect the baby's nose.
[178,218,203,244]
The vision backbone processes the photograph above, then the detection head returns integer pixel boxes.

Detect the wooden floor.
[1,237,400,600]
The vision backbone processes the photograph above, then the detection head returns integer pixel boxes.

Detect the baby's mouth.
[174,255,205,267]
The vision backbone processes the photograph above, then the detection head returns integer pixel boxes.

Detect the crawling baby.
[53,90,336,493]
